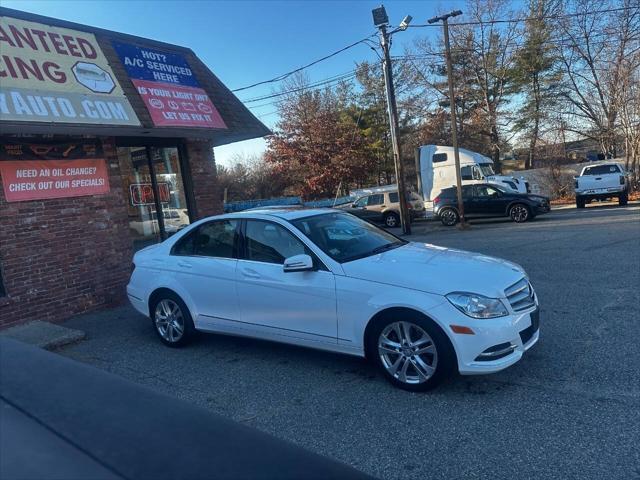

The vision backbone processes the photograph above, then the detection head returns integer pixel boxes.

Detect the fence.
[223,195,356,213]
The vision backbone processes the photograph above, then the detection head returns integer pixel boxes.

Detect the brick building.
[0,8,269,328]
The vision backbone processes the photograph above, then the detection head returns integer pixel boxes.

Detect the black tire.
[366,311,456,392]
[576,197,586,209]
[509,203,531,223]
[619,192,628,206]
[439,207,459,226]
[150,291,196,347]
[383,211,400,228]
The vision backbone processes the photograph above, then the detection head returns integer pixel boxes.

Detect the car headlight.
[446,292,508,319]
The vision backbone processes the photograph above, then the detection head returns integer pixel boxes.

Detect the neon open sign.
[129,182,170,206]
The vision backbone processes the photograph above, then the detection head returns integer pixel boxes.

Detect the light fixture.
[399,15,412,31]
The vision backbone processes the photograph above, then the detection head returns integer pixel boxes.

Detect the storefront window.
[118,146,191,251]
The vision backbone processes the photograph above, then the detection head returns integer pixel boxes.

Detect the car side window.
[245,221,308,265]
[475,186,500,198]
[353,196,368,207]
[432,152,447,163]
[461,185,474,198]
[388,192,399,203]
[460,166,473,181]
[172,220,238,258]
[368,194,384,206]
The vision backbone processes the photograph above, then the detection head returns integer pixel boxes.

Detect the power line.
[409,6,634,28]
[231,33,376,92]
[241,71,359,104]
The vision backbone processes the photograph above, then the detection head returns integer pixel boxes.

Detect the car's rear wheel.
[439,208,459,226]
[384,212,400,228]
[619,192,628,206]
[576,197,586,208]
[151,292,195,347]
[367,313,455,391]
[509,203,530,223]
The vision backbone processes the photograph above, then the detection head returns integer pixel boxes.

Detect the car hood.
[341,242,526,298]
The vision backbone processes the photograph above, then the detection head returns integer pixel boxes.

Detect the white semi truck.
[415,145,530,202]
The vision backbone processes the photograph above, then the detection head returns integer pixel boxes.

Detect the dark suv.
[434,184,550,226]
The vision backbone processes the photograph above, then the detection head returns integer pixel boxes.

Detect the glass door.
[118,146,192,251]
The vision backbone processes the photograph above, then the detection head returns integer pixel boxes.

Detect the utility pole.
[428,10,469,229]
[373,5,412,235]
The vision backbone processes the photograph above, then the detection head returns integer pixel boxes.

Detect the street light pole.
[428,10,469,229]
[373,6,412,235]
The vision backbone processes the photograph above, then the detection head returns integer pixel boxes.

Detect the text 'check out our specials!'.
[0,16,139,125]
[112,42,226,129]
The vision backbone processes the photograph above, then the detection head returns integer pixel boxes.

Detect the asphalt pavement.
[59,202,640,480]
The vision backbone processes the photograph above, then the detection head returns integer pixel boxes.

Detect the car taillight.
[620,175,625,185]
[433,195,441,204]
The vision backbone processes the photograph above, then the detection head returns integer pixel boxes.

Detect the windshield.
[583,164,620,175]
[478,164,495,176]
[291,212,406,263]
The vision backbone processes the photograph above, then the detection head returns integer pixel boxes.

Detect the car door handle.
[177,261,193,269]
[241,268,261,279]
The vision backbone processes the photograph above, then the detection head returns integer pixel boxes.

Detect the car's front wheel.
[509,203,531,223]
[368,313,455,391]
[150,292,195,347]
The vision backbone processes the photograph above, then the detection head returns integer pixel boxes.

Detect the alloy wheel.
[154,299,185,343]
[378,321,438,384]
[385,214,398,228]
[510,205,529,222]
[441,209,457,226]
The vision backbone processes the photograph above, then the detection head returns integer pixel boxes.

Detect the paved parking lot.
[60,203,640,480]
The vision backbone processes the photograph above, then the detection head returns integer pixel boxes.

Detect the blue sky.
[4,0,466,165]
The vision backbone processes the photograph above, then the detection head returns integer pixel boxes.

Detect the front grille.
[505,278,536,312]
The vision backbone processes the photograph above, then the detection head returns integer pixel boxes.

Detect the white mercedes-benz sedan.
[127,208,539,391]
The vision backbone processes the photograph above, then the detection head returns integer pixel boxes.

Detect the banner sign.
[112,42,226,129]
[0,140,103,160]
[0,159,110,202]
[0,16,139,126]
[130,182,170,206]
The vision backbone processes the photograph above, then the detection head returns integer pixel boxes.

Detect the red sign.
[132,79,226,128]
[0,159,110,202]
[130,182,170,206]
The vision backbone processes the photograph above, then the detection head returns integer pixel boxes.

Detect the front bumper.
[429,300,540,375]
[534,203,551,214]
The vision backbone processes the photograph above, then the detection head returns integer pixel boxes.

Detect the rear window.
[583,164,621,175]
[438,187,457,197]
[388,192,399,203]
[432,153,447,163]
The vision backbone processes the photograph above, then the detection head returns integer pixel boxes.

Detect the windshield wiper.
[371,241,405,255]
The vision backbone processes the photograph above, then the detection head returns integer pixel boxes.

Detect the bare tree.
[452,0,522,172]
[557,0,640,157]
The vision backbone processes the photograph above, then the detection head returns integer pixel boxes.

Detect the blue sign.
[112,42,200,87]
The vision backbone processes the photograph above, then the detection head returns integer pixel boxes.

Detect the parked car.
[128,208,540,391]
[434,184,550,226]
[339,190,424,227]
[574,162,629,208]
[130,208,190,235]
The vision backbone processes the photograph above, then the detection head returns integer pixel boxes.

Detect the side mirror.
[351,203,358,208]
[283,254,314,273]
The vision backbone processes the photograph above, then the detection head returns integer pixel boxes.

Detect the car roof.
[228,207,337,221]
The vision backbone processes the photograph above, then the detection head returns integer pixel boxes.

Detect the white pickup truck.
[574,163,629,208]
